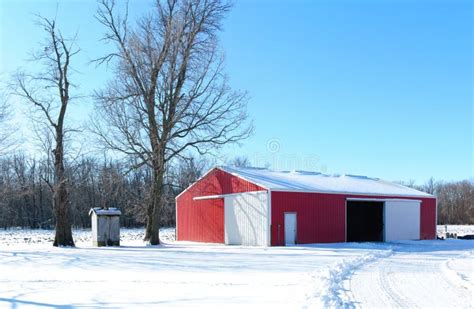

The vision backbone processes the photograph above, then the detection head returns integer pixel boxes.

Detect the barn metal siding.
[178,198,224,243]
[271,192,437,245]
[271,192,346,245]
[419,197,436,240]
[176,168,266,243]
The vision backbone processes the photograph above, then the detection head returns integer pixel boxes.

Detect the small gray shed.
[89,207,121,246]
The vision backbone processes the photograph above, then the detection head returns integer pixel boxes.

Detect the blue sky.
[0,0,472,183]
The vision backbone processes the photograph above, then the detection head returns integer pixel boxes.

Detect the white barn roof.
[219,166,433,198]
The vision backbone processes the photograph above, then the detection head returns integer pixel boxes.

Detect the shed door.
[384,200,421,241]
[284,213,297,245]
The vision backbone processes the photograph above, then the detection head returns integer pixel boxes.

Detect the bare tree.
[97,160,124,210]
[228,156,251,167]
[93,0,252,244]
[12,17,79,246]
[437,180,474,224]
[0,93,14,155]
[167,156,209,192]
[422,177,437,195]
[0,99,8,152]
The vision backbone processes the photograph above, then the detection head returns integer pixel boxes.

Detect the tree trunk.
[53,181,74,246]
[144,168,164,245]
[52,139,74,247]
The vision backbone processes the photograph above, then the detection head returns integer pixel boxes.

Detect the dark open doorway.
[346,201,384,242]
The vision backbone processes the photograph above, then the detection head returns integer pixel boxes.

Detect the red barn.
[176,166,436,246]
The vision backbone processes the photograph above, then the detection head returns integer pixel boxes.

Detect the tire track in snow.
[377,253,418,309]
[348,245,472,308]
[441,252,473,291]
[304,248,393,308]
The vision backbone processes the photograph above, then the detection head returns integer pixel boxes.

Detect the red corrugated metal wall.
[271,192,436,245]
[176,168,266,243]
[271,192,346,245]
[419,197,436,240]
[178,198,224,243]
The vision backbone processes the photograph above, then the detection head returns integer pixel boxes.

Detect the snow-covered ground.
[0,227,175,245]
[0,228,472,308]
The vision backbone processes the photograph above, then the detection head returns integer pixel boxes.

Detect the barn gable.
[176,168,266,243]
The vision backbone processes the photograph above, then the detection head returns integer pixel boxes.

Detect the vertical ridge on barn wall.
[176,168,267,243]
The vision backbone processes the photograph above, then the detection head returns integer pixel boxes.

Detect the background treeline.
[0,154,207,229]
[400,178,474,225]
[1,152,472,229]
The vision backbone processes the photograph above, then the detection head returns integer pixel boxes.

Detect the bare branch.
[93,0,249,245]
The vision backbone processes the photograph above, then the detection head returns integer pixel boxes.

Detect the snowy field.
[0,228,472,308]
[437,225,474,237]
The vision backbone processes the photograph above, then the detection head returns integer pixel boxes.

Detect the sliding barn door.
[384,200,421,241]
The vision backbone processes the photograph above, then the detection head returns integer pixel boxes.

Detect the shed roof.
[89,207,122,216]
[219,166,433,198]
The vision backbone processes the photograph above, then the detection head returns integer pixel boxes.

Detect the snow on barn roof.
[219,166,433,198]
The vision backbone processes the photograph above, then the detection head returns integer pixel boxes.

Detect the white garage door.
[384,200,421,241]
[224,192,269,246]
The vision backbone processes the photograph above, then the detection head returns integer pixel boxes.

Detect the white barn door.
[284,213,297,245]
[384,200,421,241]
[224,192,269,246]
